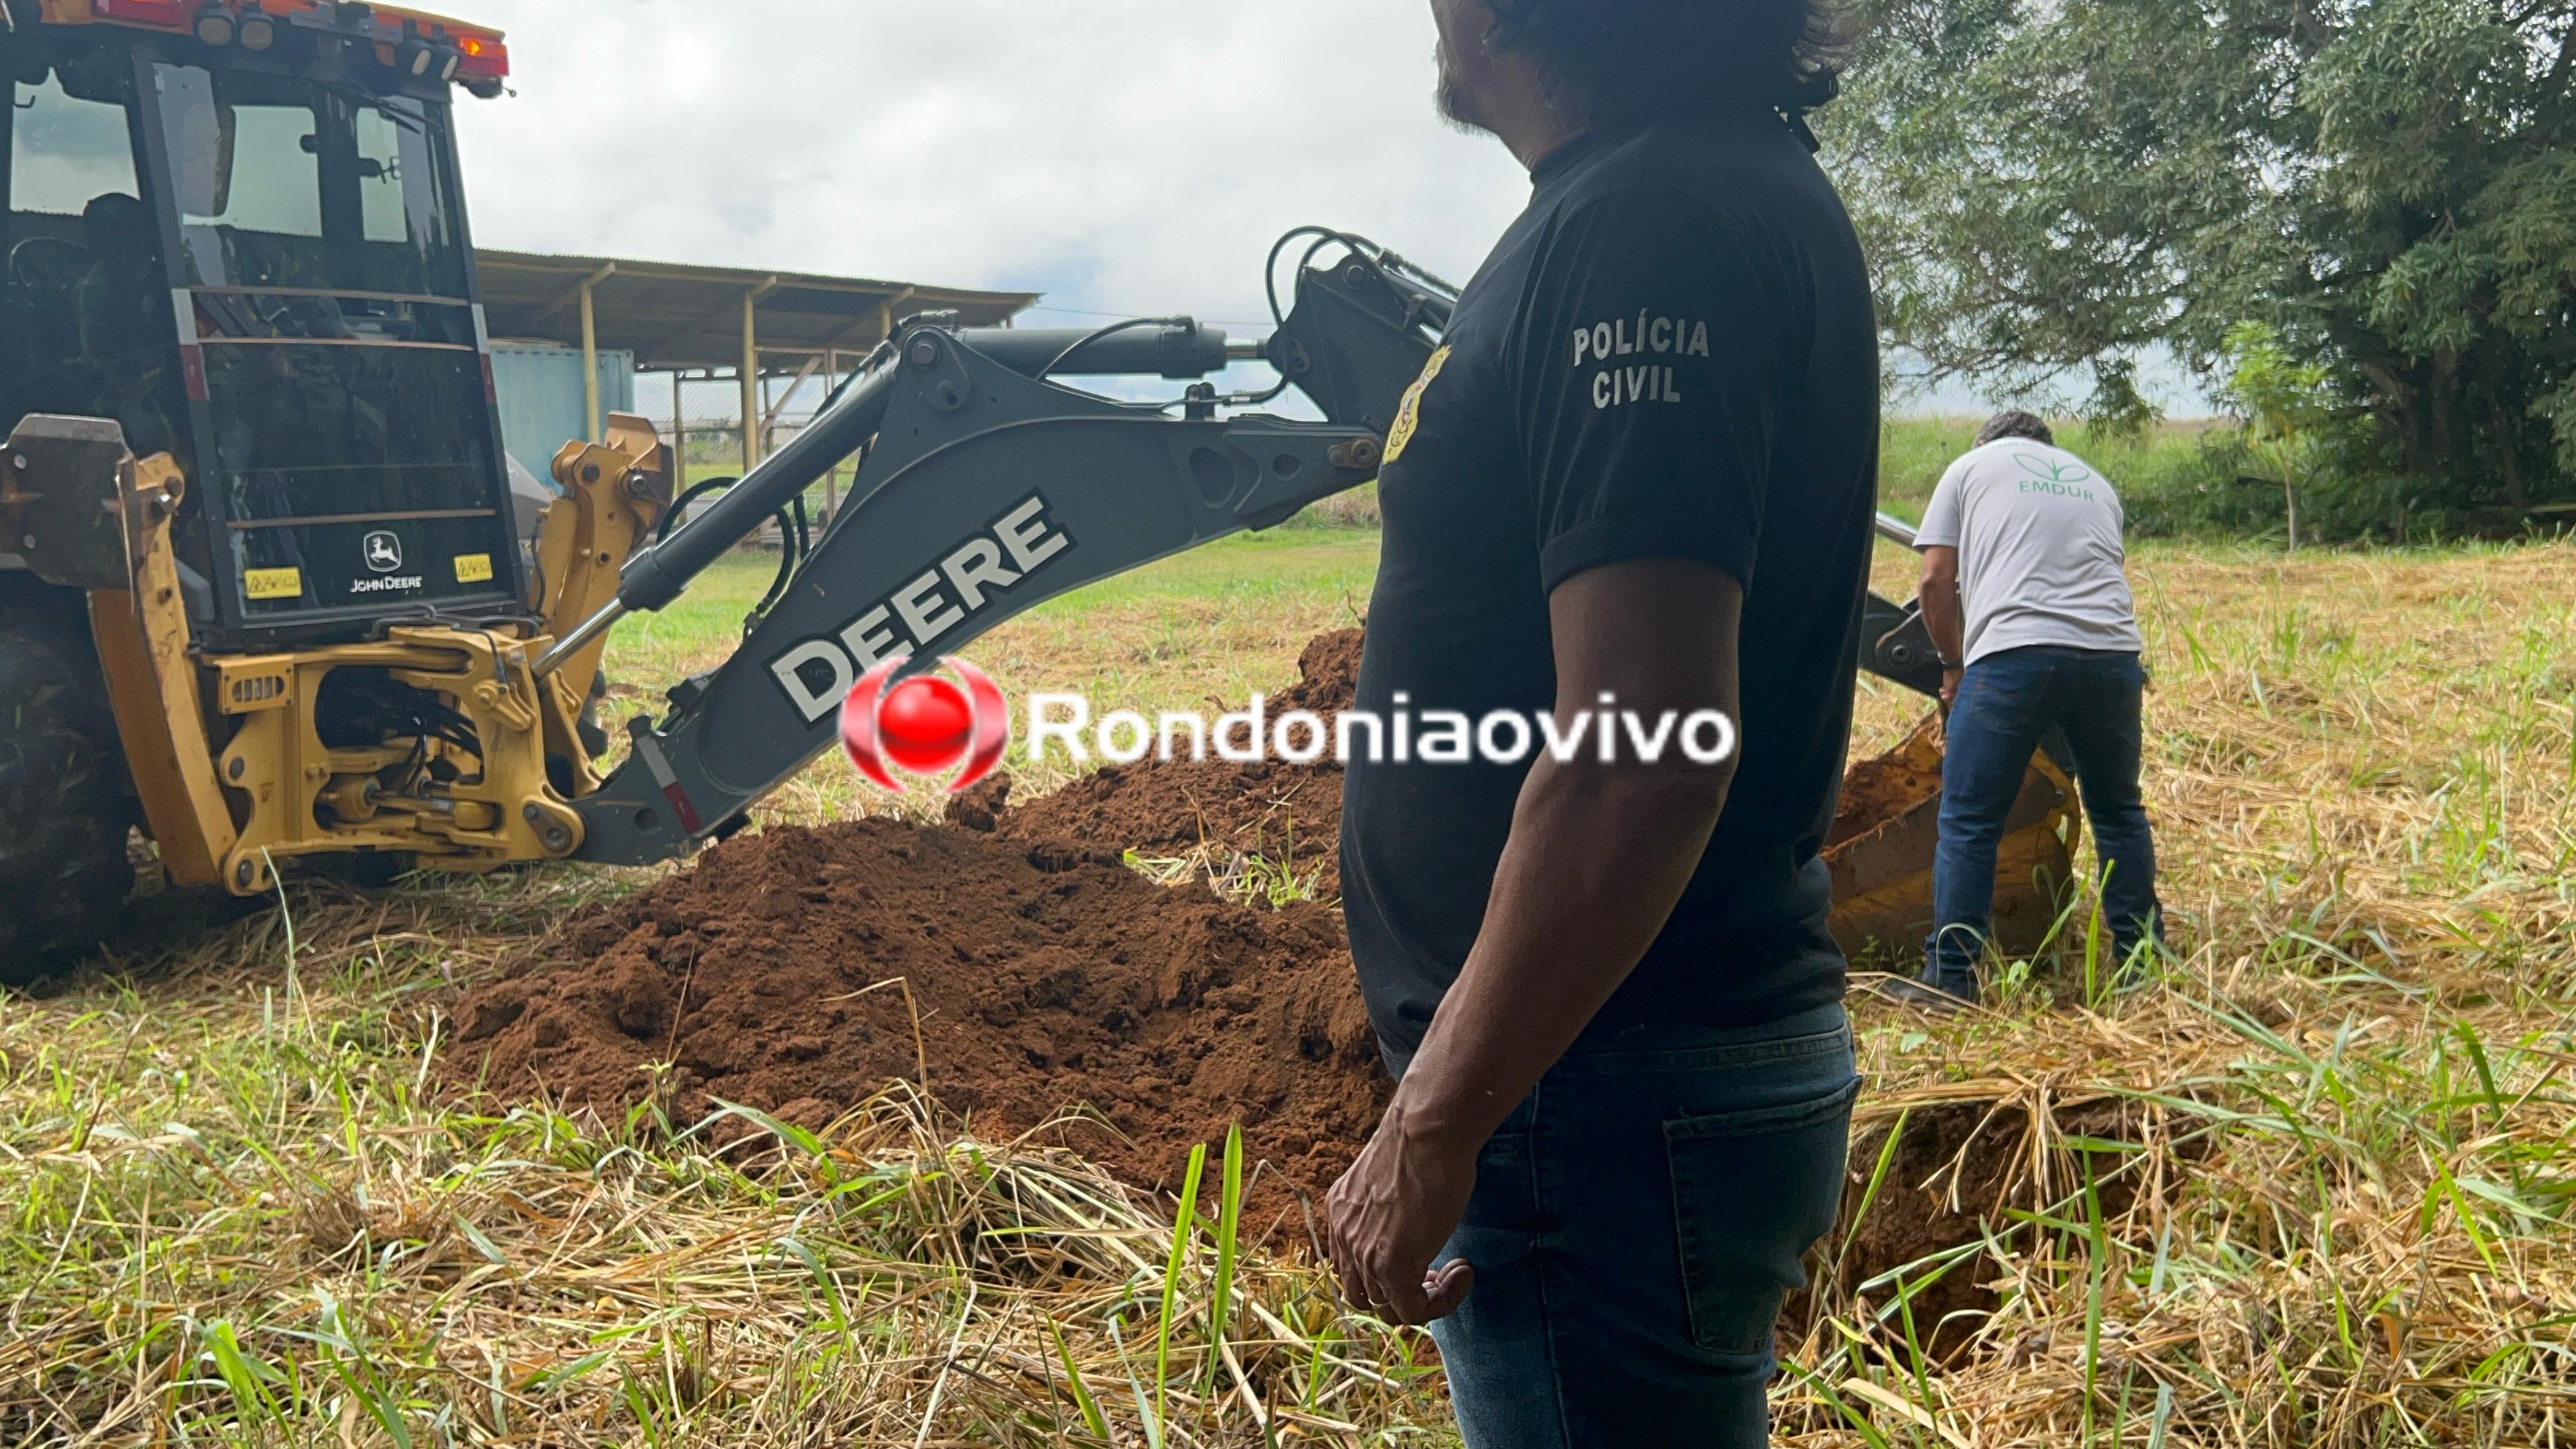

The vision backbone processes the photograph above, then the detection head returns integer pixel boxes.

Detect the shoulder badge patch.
[1381,345,1451,467]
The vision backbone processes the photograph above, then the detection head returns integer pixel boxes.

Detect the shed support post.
[741,293,763,470]
[580,279,602,442]
[821,348,840,523]
[671,370,687,490]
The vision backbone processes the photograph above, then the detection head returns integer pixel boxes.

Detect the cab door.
[139,51,522,645]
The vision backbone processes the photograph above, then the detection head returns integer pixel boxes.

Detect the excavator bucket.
[1824,712,2083,966]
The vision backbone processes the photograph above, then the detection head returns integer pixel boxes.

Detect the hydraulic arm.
[560,233,1448,865]
[553,228,1944,868]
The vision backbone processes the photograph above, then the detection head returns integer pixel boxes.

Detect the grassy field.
[1311,416,2232,534]
[5,463,2575,1443]
[1877,417,2230,525]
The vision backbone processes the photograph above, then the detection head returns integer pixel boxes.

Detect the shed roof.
[474,250,1038,372]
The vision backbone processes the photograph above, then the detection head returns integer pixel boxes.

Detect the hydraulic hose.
[655,476,807,629]
[618,357,899,613]
[535,351,904,676]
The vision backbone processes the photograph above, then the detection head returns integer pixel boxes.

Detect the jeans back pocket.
[1663,1077,1862,1355]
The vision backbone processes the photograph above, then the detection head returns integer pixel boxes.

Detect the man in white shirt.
[1893,411,2163,1005]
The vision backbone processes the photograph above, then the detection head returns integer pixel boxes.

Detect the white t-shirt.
[1914,440,2143,666]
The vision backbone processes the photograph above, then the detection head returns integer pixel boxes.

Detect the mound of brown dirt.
[1827,714,1945,851]
[445,817,1388,1208]
[980,630,1361,899]
[450,624,1961,1232]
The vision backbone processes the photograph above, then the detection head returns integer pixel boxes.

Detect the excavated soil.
[448,632,1379,1216]
[445,817,1388,1210]
[981,630,1362,899]
[1785,1096,2187,1363]
[1824,714,1945,850]
[452,625,1985,1259]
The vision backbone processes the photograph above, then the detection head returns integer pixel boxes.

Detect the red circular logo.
[878,676,974,773]
[840,656,1009,794]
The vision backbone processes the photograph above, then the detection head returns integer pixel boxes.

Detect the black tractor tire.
[0,595,137,984]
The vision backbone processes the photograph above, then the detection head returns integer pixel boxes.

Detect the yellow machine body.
[36,416,670,896]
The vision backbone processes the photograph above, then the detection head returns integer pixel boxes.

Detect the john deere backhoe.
[0,0,2078,981]
[0,0,620,969]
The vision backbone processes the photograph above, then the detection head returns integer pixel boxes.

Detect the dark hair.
[1975,411,2056,448]
[1483,0,1852,117]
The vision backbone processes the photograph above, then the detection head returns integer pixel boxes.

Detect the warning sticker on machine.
[453,553,495,584]
[244,567,302,601]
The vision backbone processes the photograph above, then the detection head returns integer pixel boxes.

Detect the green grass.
[1878,416,2223,523]
[4,457,2576,1445]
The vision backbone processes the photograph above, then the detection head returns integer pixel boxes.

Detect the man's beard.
[1434,40,1492,135]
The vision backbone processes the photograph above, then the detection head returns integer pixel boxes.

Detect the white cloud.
[450,1,1530,330]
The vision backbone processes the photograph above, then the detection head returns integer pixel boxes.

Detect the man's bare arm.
[1919,545,1964,662]
[1325,556,1742,1322]
[1919,544,1965,705]
[1398,557,1742,1140]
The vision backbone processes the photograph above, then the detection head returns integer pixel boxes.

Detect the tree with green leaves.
[1824,0,2576,521]
[2218,322,2339,549]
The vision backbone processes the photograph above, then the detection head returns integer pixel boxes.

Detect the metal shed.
[473,250,1036,475]
[489,340,634,483]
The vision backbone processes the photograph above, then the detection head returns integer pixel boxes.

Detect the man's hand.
[1325,1104,1480,1325]
[1919,546,1966,715]
[1321,558,1744,1328]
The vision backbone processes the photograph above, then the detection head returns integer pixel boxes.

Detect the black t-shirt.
[1341,109,1880,1071]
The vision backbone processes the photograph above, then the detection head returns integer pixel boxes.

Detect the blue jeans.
[1427,1006,1860,1448]
[1925,645,2163,994]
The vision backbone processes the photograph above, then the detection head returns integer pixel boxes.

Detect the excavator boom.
[564,236,1439,864]
[561,231,2077,966]
[569,332,1386,862]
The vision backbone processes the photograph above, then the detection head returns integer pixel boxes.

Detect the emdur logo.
[2012,452,2098,500]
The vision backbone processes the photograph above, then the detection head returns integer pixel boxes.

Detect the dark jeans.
[1925,645,2163,994]
[1427,1005,1860,1448]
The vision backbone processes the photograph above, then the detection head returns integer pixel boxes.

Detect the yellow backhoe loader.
[0,0,2077,982]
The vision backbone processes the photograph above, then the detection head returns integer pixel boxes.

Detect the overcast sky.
[446,1,2205,418]
[450,1,1525,334]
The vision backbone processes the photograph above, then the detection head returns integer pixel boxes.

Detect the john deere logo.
[363,531,404,573]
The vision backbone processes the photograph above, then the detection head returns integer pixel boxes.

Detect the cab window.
[10,67,141,222]
[155,64,468,299]
[0,56,177,460]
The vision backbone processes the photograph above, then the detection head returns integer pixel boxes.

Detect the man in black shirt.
[1322,1,1876,1442]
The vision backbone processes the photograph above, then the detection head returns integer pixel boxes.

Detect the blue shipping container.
[490,341,637,488]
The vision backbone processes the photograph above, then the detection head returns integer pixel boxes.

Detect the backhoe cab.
[0,0,665,973]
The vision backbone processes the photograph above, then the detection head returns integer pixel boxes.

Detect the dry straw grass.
[0,884,1433,1445]
[1801,539,2576,1445]
[3,535,2573,1445]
